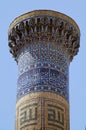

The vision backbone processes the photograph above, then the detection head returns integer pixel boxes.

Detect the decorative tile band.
[17,67,69,101]
[17,42,69,102]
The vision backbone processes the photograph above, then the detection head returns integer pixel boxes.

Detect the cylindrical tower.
[8,10,80,130]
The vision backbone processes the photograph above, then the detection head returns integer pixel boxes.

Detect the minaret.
[8,10,80,130]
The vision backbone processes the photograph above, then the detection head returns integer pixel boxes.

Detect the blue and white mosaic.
[17,41,69,101]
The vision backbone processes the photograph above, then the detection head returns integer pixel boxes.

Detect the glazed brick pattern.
[17,42,69,101]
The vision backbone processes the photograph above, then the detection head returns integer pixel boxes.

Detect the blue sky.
[0,0,86,130]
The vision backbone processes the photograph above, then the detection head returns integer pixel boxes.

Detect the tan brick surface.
[16,92,69,130]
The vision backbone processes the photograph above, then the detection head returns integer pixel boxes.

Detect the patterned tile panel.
[17,42,69,101]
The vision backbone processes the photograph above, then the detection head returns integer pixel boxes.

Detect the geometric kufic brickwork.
[16,92,70,130]
[8,10,80,130]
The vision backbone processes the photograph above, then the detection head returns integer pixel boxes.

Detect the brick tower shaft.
[8,10,80,130]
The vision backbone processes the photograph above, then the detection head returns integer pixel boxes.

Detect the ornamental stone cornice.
[8,10,80,62]
[8,10,80,33]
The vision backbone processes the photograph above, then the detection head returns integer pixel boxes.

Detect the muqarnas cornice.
[8,10,80,62]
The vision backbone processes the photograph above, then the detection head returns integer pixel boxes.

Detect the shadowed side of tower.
[8,10,80,130]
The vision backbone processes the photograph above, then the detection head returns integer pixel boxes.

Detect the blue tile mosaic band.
[17,42,69,101]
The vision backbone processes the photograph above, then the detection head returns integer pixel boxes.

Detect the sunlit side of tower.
[8,10,80,130]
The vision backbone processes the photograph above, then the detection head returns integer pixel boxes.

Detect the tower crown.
[8,10,80,62]
[8,10,80,130]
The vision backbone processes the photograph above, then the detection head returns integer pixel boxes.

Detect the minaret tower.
[8,10,80,130]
